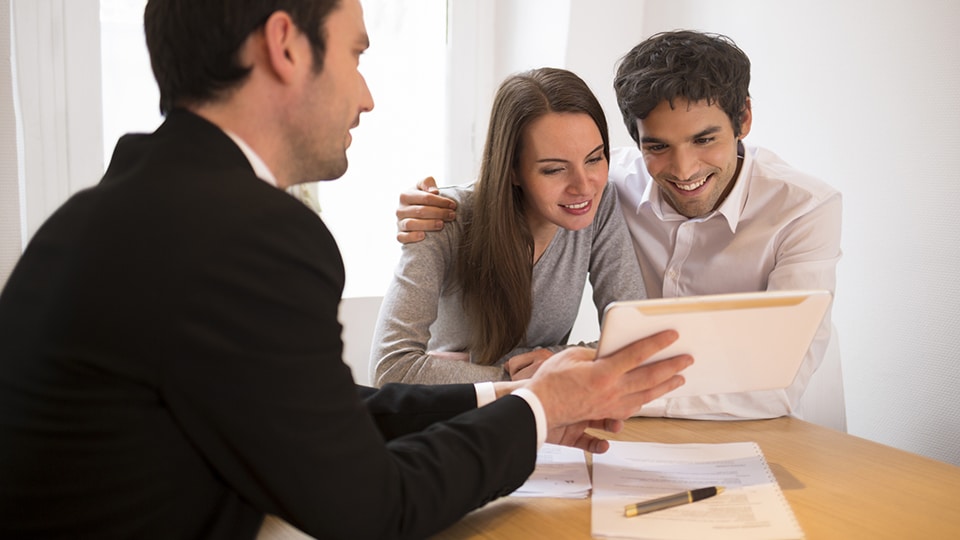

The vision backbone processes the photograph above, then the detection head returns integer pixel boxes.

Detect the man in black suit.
[0,1,692,538]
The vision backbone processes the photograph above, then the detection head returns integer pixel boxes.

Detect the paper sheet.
[510,443,591,499]
[591,441,803,539]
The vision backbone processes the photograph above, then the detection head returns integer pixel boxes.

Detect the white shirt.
[610,144,842,420]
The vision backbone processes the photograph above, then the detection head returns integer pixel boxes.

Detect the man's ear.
[738,97,753,139]
[262,11,305,84]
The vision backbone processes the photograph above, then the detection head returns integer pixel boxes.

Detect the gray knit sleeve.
[370,188,508,386]
[589,182,647,327]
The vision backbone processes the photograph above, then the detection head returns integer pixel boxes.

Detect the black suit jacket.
[0,111,536,539]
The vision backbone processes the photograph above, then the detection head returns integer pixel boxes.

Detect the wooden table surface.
[432,416,960,539]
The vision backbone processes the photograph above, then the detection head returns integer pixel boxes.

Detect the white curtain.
[1,0,22,288]
[5,0,102,271]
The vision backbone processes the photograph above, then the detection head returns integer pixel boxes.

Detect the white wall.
[444,0,644,183]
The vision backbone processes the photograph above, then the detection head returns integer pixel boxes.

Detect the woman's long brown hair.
[454,67,610,366]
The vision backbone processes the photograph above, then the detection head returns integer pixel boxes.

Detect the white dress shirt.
[610,144,842,419]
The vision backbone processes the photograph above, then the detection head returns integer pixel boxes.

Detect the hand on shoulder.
[396,176,457,244]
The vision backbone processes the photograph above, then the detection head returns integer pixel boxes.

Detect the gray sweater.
[371,182,646,385]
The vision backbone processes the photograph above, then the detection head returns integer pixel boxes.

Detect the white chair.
[337,296,384,386]
[797,324,847,432]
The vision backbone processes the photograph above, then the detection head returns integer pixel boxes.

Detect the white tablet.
[596,290,832,398]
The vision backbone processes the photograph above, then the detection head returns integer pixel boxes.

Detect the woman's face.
[515,112,608,237]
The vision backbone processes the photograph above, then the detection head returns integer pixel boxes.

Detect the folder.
[596,290,831,398]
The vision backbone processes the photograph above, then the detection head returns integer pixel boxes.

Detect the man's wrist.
[475,380,525,406]
[492,380,525,400]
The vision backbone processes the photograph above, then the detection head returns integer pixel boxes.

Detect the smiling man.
[396,30,842,422]
[608,31,842,419]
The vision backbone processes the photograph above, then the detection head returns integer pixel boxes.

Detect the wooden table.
[432,417,960,539]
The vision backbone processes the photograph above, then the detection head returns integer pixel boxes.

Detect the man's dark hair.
[613,30,751,142]
[144,0,341,115]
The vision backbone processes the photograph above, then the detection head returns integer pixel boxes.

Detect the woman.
[371,67,645,385]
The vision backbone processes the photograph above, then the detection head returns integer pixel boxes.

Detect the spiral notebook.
[591,441,803,539]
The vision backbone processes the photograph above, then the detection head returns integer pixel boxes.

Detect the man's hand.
[527,331,691,450]
[547,418,624,454]
[396,177,457,244]
[504,348,553,380]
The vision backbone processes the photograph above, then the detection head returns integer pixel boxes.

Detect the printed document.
[510,443,591,499]
[592,441,803,539]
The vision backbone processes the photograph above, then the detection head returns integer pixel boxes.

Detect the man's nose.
[668,147,699,181]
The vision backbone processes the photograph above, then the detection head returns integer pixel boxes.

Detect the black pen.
[623,486,724,517]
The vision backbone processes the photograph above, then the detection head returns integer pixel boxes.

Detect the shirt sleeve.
[766,191,842,414]
[474,381,497,406]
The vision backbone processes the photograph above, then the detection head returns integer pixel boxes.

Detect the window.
[315,0,447,298]
[100,0,161,166]
[99,0,448,298]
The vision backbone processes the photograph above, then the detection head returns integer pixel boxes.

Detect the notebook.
[596,290,831,398]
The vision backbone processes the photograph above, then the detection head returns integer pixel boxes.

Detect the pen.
[623,486,724,517]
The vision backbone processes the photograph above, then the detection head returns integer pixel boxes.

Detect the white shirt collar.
[711,146,752,234]
[222,129,278,187]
